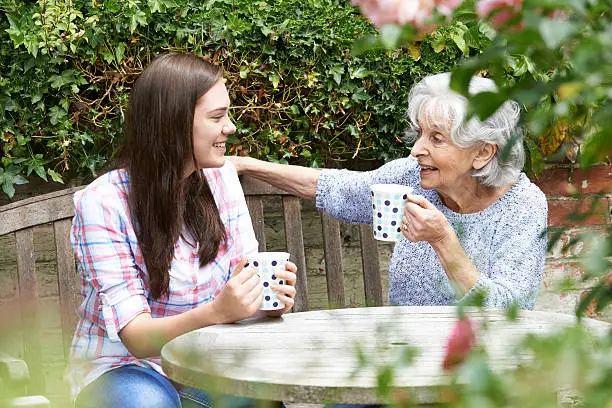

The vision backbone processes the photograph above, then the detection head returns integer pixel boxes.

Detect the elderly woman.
[230,73,548,309]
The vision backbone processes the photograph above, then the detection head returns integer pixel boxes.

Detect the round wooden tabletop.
[161,306,610,405]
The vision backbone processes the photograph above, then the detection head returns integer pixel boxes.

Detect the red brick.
[579,284,612,322]
[533,164,612,196]
[541,261,584,290]
[546,225,608,261]
[547,198,609,226]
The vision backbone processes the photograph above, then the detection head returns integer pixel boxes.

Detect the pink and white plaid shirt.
[65,160,258,400]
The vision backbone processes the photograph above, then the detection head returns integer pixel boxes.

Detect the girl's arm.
[120,259,263,358]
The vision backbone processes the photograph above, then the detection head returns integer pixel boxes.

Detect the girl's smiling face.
[188,80,237,173]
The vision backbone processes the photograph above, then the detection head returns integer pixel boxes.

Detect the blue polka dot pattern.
[248,253,289,310]
[371,185,412,242]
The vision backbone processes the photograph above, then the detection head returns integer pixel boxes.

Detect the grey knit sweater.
[315,156,548,309]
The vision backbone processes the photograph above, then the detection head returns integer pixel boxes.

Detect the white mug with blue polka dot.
[246,252,290,310]
[371,184,413,242]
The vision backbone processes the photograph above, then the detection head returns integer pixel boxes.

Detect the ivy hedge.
[0,0,493,196]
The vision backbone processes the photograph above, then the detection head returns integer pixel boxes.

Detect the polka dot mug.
[371,184,413,242]
[246,252,290,310]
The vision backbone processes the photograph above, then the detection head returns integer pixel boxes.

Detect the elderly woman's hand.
[265,261,297,317]
[400,195,454,246]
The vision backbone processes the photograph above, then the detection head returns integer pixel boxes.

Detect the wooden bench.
[0,176,384,405]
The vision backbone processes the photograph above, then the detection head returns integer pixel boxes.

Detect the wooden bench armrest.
[0,353,30,385]
[0,354,50,407]
[4,396,51,408]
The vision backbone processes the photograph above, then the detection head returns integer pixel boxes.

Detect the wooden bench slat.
[0,187,82,213]
[53,220,80,360]
[320,213,345,308]
[0,189,79,236]
[241,176,293,196]
[14,229,45,394]
[359,225,383,307]
[282,197,308,312]
[245,196,266,252]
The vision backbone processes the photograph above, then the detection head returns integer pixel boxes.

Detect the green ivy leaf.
[130,10,148,32]
[14,174,28,185]
[349,66,369,79]
[450,23,470,55]
[430,37,446,53]
[0,166,27,198]
[47,169,64,184]
[115,43,126,63]
[269,73,280,89]
[49,106,67,126]
[1,182,15,198]
[351,88,370,102]
[328,65,344,85]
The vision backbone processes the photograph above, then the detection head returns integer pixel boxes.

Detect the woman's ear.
[473,143,497,170]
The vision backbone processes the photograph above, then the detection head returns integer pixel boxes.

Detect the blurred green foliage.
[350,0,612,405]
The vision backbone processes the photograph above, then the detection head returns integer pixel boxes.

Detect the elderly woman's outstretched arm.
[227,156,320,199]
[229,156,418,225]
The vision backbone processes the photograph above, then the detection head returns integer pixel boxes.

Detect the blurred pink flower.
[548,9,569,20]
[351,0,463,28]
[436,0,464,16]
[476,0,523,28]
[442,317,476,371]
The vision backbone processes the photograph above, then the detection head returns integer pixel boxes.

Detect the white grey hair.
[405,72,525,187]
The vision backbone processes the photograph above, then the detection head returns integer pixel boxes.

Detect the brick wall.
[533,164,612,320]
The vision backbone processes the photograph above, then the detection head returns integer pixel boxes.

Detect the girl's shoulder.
[74,169,129,208]
[202,160,240,186]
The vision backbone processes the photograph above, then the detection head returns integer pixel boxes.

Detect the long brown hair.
[115,53,227,299]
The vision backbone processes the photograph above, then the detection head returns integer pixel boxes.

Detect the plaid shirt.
[66,161,258,400]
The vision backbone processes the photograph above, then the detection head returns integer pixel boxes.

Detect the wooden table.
[161,306,610,405]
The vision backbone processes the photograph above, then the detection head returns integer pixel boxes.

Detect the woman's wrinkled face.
[409,119,481,193]
[190,80,237,171]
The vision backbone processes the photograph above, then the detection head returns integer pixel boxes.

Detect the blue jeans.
[74,364,263,408]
